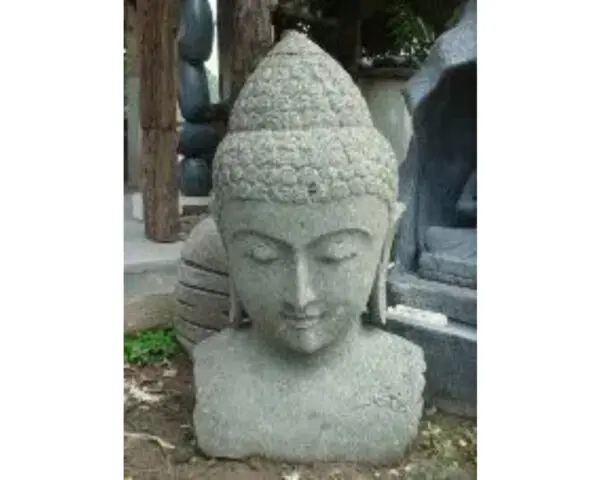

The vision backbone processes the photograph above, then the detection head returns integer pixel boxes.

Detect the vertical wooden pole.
[218,0,275,105]
[137,0,179,242]
[125,1,140,189]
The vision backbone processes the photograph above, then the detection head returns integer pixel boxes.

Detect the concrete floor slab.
[124,219,183,274]
[124,194,183,300]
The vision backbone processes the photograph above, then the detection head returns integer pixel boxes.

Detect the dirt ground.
[124,353,476,480]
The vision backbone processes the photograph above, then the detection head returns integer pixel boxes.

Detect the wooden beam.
[137,0,179,242]
[218,0,275,105]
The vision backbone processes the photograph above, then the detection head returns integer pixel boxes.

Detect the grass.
[124,327,181,364]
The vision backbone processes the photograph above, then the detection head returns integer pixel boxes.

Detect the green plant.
[385,0,436,66]
[124,328,181,364]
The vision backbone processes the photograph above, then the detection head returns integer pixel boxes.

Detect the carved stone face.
[220,196,392,354]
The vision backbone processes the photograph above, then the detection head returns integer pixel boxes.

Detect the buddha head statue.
[212,31,403,355]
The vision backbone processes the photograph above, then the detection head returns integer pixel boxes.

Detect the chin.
[288,341,326,355]
[280,331,333,355]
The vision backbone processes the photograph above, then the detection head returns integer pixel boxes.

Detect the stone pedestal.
[192,326,425,464]
[387,0,477,417]
[385,306,476,417]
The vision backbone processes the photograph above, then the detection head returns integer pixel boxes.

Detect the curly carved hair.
[210,30,399,224]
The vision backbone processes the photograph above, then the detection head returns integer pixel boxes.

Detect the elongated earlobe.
[365,247,391,326]
[228,279,248,328]
[216,224,248,329]
[365,203,405,327]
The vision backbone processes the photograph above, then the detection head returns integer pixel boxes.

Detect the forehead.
[219,196,389,247]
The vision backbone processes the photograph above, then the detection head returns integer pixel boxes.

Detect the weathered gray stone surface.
[193,30,426,464]
[388,273,476,326]
[386,313,476,417]
[390,0,477,323]
[227,30,373,133]
[175,287,229,329]
[178,0,214,65]
[178,261,229,295]
[175,216,231,346]
[419,226,477,288]
[180,216,228,273]
[386,0,477,416]
[402,0,476,112]
[175,332,195,356]
[174,317,215,356]
[193,324,425,463]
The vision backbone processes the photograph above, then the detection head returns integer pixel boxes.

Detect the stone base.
[387,272,476,326]
[385,310,476,417]
[192,326,425,464]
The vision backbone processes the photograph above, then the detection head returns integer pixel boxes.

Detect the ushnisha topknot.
[211,30,399,222]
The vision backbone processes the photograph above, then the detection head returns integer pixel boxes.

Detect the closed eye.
[318,251,358,264]
[246,243,280,264]
[310,230,370,265]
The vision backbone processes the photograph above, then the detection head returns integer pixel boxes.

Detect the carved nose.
[284,257,317,312]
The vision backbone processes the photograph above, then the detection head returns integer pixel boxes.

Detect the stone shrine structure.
[386,0,477,415]
[191,31,426,464]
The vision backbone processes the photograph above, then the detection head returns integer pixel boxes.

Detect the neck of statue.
[249,318,362,369]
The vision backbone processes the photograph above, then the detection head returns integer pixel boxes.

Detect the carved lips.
[281,310,325,330]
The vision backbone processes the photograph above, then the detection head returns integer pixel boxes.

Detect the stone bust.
[192,30,426,464]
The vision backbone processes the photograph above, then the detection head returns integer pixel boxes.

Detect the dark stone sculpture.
[177,0,221,197]
[177,123,221,158]
[179,62,211,122]
[178,157,212,197]
[178,0,214,65]
[386,0,477,416]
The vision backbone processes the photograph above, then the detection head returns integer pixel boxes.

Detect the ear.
[228,278,249,329]
[216,221,249,329]
[365,202,406,326]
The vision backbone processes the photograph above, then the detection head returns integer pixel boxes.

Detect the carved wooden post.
[218,0,275,104]
[137,0,179,242]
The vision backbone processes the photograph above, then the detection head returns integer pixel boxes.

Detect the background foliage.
[281,0,464,67]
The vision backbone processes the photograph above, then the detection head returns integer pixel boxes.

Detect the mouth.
[282,313,325,330]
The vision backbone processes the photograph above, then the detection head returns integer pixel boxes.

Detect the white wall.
[206,0,219,76]
[358,77,413,167]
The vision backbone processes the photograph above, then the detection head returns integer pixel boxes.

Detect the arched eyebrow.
[231,229,292,250]
[231,228,372,250]
[307,228,372,248]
